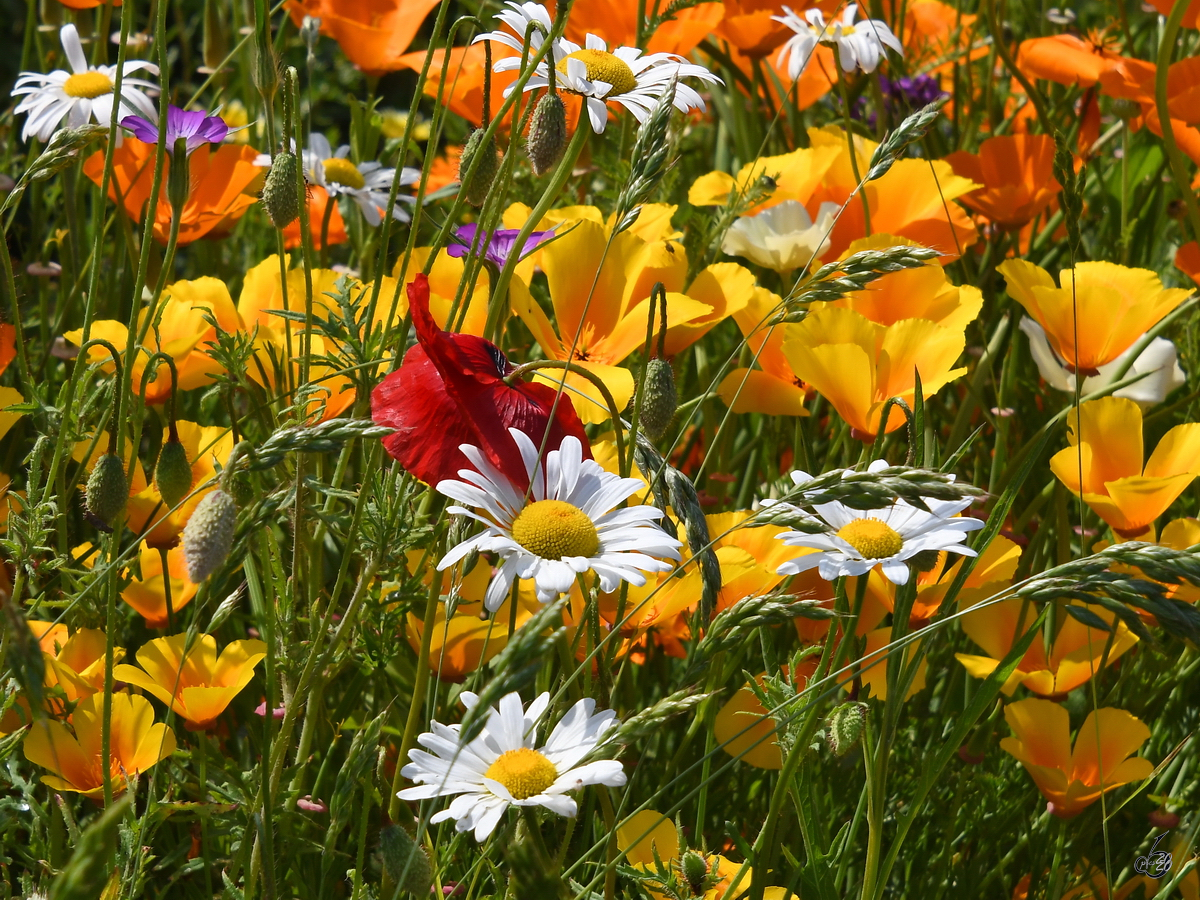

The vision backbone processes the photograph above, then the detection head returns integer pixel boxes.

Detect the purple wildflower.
[445,223,555,268]
[854,74,947,127]
[120,104,229,155]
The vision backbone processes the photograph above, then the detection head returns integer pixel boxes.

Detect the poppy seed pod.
[380,825,432,897]
[261,151,301,228]
[826,702,867,758]
[527,93,567,177]
[639,357,677,441]
[85,453,128,531]
[154,438,193,509]
[458,128,499,207]
[182,490,237,583]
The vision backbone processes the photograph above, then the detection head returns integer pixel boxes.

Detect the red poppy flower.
[371,275,591,488]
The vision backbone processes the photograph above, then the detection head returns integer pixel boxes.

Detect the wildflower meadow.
[4,0,1200,897]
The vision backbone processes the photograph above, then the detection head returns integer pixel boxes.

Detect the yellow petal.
[530,363,634,425]
[716,369,809,416]
[617,810,679,865]
[714,680,783,770]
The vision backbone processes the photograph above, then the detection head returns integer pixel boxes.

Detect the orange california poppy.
[885,0,984,74]
[396,45,525,130]
[560,0,724,56]
[717,284,810,417]
[1145,0,1200,27]
[58,0,122,6]
[114,633,267,730]
[956,597,1138,697]
[1049,397,1200,538]
[1000,698,1153,818]
[82,138,262,245]
[121,542,199,627]
[23,691,175,797]
[859,627,927,702]
[284,0,443,74]
[1176,241,1200,286]
[1099,56,1200,165]
[997,259,1190,375]
[1016,33,1125,87]
[283,186,348,251]
[944,135,1062,229]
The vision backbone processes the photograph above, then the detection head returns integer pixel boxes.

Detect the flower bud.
[202,0,228,73]
[526,93,567,177]
[380,825,432,897]
[639,357,677,441]
[167,137,191,207]
[85,452,128,531]
[458,128,499,207]
[154,438,193,509]
[909,548,941,573]
[182,490,237,583]
[261,151,301,228]
[680,849,710,895]
[826,701,867,758]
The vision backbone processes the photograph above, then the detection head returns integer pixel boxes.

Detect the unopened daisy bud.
[826,702,867,758]
[86,453,128,531]
[261,151,301,228]
[680,849,710,895]
[380,825,432,897]
[639,357,677,441]
[182,490,237,583]
[154,438,193,509]
[458,128,499,206]
[526,93,567,177]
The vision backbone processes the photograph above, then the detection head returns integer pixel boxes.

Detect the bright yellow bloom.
[998,260,1190,374]
[41,627,121,708]
[1000,698,1153,818]
[0,387,25,443]
[714,662,816,770]
[23,691,176,797]
[717,285,810,417]
[393,247,491,336]
[126,422,236,550]
[859,627,926,702]
[783,306,967,439]
[617,810,794,900]
[688,144,841,213]
[1049,397,1200,537]
[956,599,1138,697]
[114,633,267,730]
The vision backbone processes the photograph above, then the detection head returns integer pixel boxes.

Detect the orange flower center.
[322,157,365,190]
[836,518,903,559]
[558,49,638,96]
[484,747,557,799]
[511,499,600,560]
[63,71,114,99]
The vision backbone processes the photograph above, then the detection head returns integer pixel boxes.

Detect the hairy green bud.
[154,438,193,509]
[380,825,432,897]
[458,128,499,207]
[680,850,710,896]
[826,702,867,758]
[527,93,567,177]
[85,453,128,531]
[639,357,677,441]
[261,151,301,228]
[182,490,238,583]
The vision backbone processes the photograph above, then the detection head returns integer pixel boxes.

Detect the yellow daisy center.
[558,49,638,96]
[484,747,558,800]
[836,518,903,560]
[63,71,113,99]
[511,499,600,560]
[322,157,365,190]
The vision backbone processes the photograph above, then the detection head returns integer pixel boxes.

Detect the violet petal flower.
[446,224,555,268]
[121,104,229,155]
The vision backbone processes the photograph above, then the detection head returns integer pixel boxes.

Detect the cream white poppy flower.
[398,691,626,841]
[721,200,840,272]
[775,462,984,585]
[1019,317,1186,408]
[773,3,903,80]
[475,2,721,134]
[436,428,682,611]
[13,24,158,143]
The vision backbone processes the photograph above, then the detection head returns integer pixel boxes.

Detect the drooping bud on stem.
[636,284,677,441]
[155,423,192,510]
[182,489,237,583]
[86,450,128,532]
[527,57,567,176]
[459,41,499,206]
[262,150,301,228]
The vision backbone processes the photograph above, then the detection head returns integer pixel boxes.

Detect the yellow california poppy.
[1049,396,1200,537]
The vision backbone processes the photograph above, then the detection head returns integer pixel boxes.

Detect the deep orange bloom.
[1001,699,1153,817]
[1146,0,1200,27]
[82,138,262,245]
[1016,33,1124,87]
[58,0,121,7]
[23,692,175,797]
[283,186,348,251]
[944,135,1061,229]
[562,0,723,56]
[886,0,984,74]
[285,0,443,74]
[1099,56,1200,165]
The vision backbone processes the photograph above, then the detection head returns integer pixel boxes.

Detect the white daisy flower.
[775,462,984,585]
[398,690,626,841]
[474,1,722,134]
[253,134,419,225]
[721,200,840,272]
[436,428,682,612]
[773,3,903,80]
[1019,317,1186,409]
[12,24,158,143]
